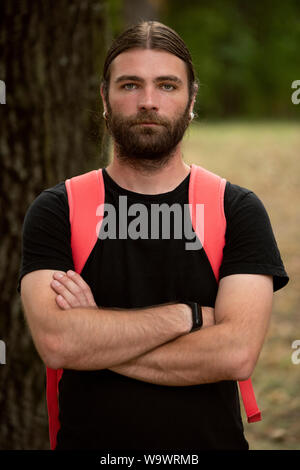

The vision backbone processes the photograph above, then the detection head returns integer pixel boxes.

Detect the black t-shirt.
[18,168,289,451]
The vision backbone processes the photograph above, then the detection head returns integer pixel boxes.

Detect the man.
[19,21,289,450]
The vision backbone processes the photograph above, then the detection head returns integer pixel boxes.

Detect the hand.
[50,270,97,310]
[201,306,216,328]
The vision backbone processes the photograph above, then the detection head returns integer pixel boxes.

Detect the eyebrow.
[114,75,183,85]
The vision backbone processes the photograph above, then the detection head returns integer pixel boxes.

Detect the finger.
[51,279,83,308]
[66,270,97,307]
[53,272,90,307]
[55,294,72,310]
[53,270,66,277]
[52,271,96,308]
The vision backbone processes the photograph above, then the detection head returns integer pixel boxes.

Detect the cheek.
[108,91,137,114]
[160,97,188,117]
[159,88,190,111]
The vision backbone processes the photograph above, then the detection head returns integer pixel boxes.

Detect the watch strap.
[181,301,203,332]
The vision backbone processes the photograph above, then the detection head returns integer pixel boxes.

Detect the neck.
[105,143,191,194]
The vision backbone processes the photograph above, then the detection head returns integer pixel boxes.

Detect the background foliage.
[109,0,300,120]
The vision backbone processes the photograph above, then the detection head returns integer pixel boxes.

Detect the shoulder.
[24,181,69,222]
[222,179,276,250]
[222,181,278,244]
[31,181,68,207]
[19,181,74,292]
[223,181,267,220]
[220,180,289,292]
[22,181,70,246]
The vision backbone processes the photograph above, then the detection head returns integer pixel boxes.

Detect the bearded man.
[19,21,288,451]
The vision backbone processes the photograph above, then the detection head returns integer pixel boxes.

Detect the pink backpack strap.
[65,169,105,273]
[189,164,261,424]
[46,368,62,450]
[46,168,105,450]
[189,164,226,278]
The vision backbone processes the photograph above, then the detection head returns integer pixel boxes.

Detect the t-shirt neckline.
[102,167,190,203]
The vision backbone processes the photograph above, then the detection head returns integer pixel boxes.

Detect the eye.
[122,83,138,90]
[160,83,176,91]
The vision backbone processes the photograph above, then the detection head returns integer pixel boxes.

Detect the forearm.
[47,271,272,383]
[51,303,192,370]
[110,322,246,386]
[109,273,274,386]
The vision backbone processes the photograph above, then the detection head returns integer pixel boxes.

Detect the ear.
[189,83,198,115]
[100,83,108,114]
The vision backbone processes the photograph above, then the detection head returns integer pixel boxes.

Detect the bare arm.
[109,274,273,385]
[20,270,192,370]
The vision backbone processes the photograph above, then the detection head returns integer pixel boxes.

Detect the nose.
[138,86,159,112]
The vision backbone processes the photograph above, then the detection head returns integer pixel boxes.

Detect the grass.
[182,120,300,450]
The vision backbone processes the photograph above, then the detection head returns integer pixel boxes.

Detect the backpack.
[46,163,261,450]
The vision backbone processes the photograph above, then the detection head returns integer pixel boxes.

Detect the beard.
[105,103,191,170]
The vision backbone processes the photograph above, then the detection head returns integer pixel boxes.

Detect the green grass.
[183,120,300,450]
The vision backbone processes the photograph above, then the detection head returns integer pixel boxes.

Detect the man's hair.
[101,21,198,106]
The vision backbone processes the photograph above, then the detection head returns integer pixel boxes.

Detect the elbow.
[40,333,66,370]
[232,349,256,382]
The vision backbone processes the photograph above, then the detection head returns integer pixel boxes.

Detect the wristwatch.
[181,301,203,332]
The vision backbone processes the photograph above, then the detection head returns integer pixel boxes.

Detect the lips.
[129,116,166,128]
[133,122,163,128]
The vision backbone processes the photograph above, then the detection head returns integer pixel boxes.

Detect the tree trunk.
[0,0,109,449]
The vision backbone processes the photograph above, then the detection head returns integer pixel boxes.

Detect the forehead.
[109,48,188,83]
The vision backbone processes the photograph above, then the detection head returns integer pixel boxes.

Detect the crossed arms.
[20,269,273,386]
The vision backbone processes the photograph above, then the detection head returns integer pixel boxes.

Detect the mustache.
[126,112,170,127]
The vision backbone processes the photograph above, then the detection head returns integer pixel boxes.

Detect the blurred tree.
[123,0,160,27]
[107,0,164,36]
[0,0,109,449]
[161,0,300,119]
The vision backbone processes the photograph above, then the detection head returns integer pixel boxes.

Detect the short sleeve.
[18,182,74,293]
[219,182,289,292]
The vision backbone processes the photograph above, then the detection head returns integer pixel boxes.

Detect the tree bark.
[0,0,109,449]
